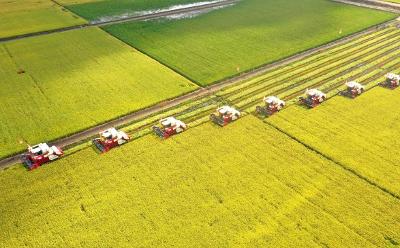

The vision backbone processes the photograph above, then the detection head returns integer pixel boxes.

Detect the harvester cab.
[22,143,63,170]
[341,81,365,98]
[152,117,187,139]
[256,96,285,116]
[299,89,326,108]
[210,106,241,126]
[381,73,400,89]
[92,127,130,153]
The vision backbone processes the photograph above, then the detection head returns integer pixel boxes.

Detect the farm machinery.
[153,117,187,138]
[340,81,365,98]
[299,89,326,108]
[92,127,130,153]
[256,96,285,116]
[22,143,63,170]
[210,106,241,126]
[380,73,400,89]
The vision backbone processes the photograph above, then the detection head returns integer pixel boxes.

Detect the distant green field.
[66,0,208,22]
[268,87,400,197]
[0,27,197,158]
[0,0,86,38]
[104,0,396,86]
[1,116,399,247]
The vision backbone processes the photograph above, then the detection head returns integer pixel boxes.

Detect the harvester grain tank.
[22,143,63,170]
[380,73,400,89]
[92,127,130,153]
[340,81,365,98]
[299,89,326,108]
[210,106,241,126]
[256,96,285,116]
[153,117,187,138]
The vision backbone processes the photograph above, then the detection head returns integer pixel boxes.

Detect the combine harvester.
[256,96,285,116]
[299,89,326,108]
[92,127,130,153]
[153,117,187,139]
[380,73,400,89]
[340,81,365,98]
[210,106,241,126]
[22,143,63,170]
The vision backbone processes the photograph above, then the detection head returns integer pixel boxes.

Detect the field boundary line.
[263,118,400,202]
[0,19,398,169]
[0,0,239,43]
[332,0,400,13]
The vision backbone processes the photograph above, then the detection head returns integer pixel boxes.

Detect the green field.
[268,87,400,197]
[0,27,197,159]
[103,0,396,86]
[0,0,86,39]
[65,0,208,22]
[1,116,399,247]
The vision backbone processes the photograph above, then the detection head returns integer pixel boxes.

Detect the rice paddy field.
[0,27,197,159]
[267,87,400,198]
[1,116,400,247]
[0,0,86,39]
[104,0,396,85]
[64,0,209,22]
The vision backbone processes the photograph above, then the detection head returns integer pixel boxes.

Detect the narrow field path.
[333,0,400,13]
[0,0,239,43]
[0,19,398,169]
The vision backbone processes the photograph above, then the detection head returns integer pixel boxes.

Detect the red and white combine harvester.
[153,117,187,139]
[210,106,241,126]
[22,143,63,170]
[380,73,400,89]
[299,89,326,108]
[340,81,365,98]
[92,127,130,153]
[256,96,285,116]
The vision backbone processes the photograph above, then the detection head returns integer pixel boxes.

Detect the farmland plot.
[1,116,399,247]
[267,87,400,197]
[104,0,396,85]
[0,0,86,38]
[0,27,197,159]
[64,0,210,22]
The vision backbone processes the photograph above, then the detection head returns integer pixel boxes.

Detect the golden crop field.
[0,27,198,158]
[0,0,86,38]
[267,86,400,198]
[1,116,399,247]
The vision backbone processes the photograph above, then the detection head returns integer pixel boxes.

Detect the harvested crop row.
[1,116,400,247]
[267,87,400,197]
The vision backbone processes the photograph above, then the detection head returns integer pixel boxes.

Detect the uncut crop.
[1,116,399,247]
[0,27,197,158]
[268,87,400,198]
[0,0,86,38]
[104,0,396,86]
[65,0,209,22]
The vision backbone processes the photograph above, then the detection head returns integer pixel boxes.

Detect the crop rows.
[87,23,400,150]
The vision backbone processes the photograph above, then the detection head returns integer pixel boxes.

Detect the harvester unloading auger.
[22,143,64,170]
[256,96,285,116]
[380,73,400,89]
[299,89,326,108]
[340,81,365,98]
[152,117,187,139]
[92,127,130,153]
[210,106,241,126]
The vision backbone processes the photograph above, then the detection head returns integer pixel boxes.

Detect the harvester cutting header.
[256,96,285,116]
[210,106,241,126]
[299,89,326,108]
